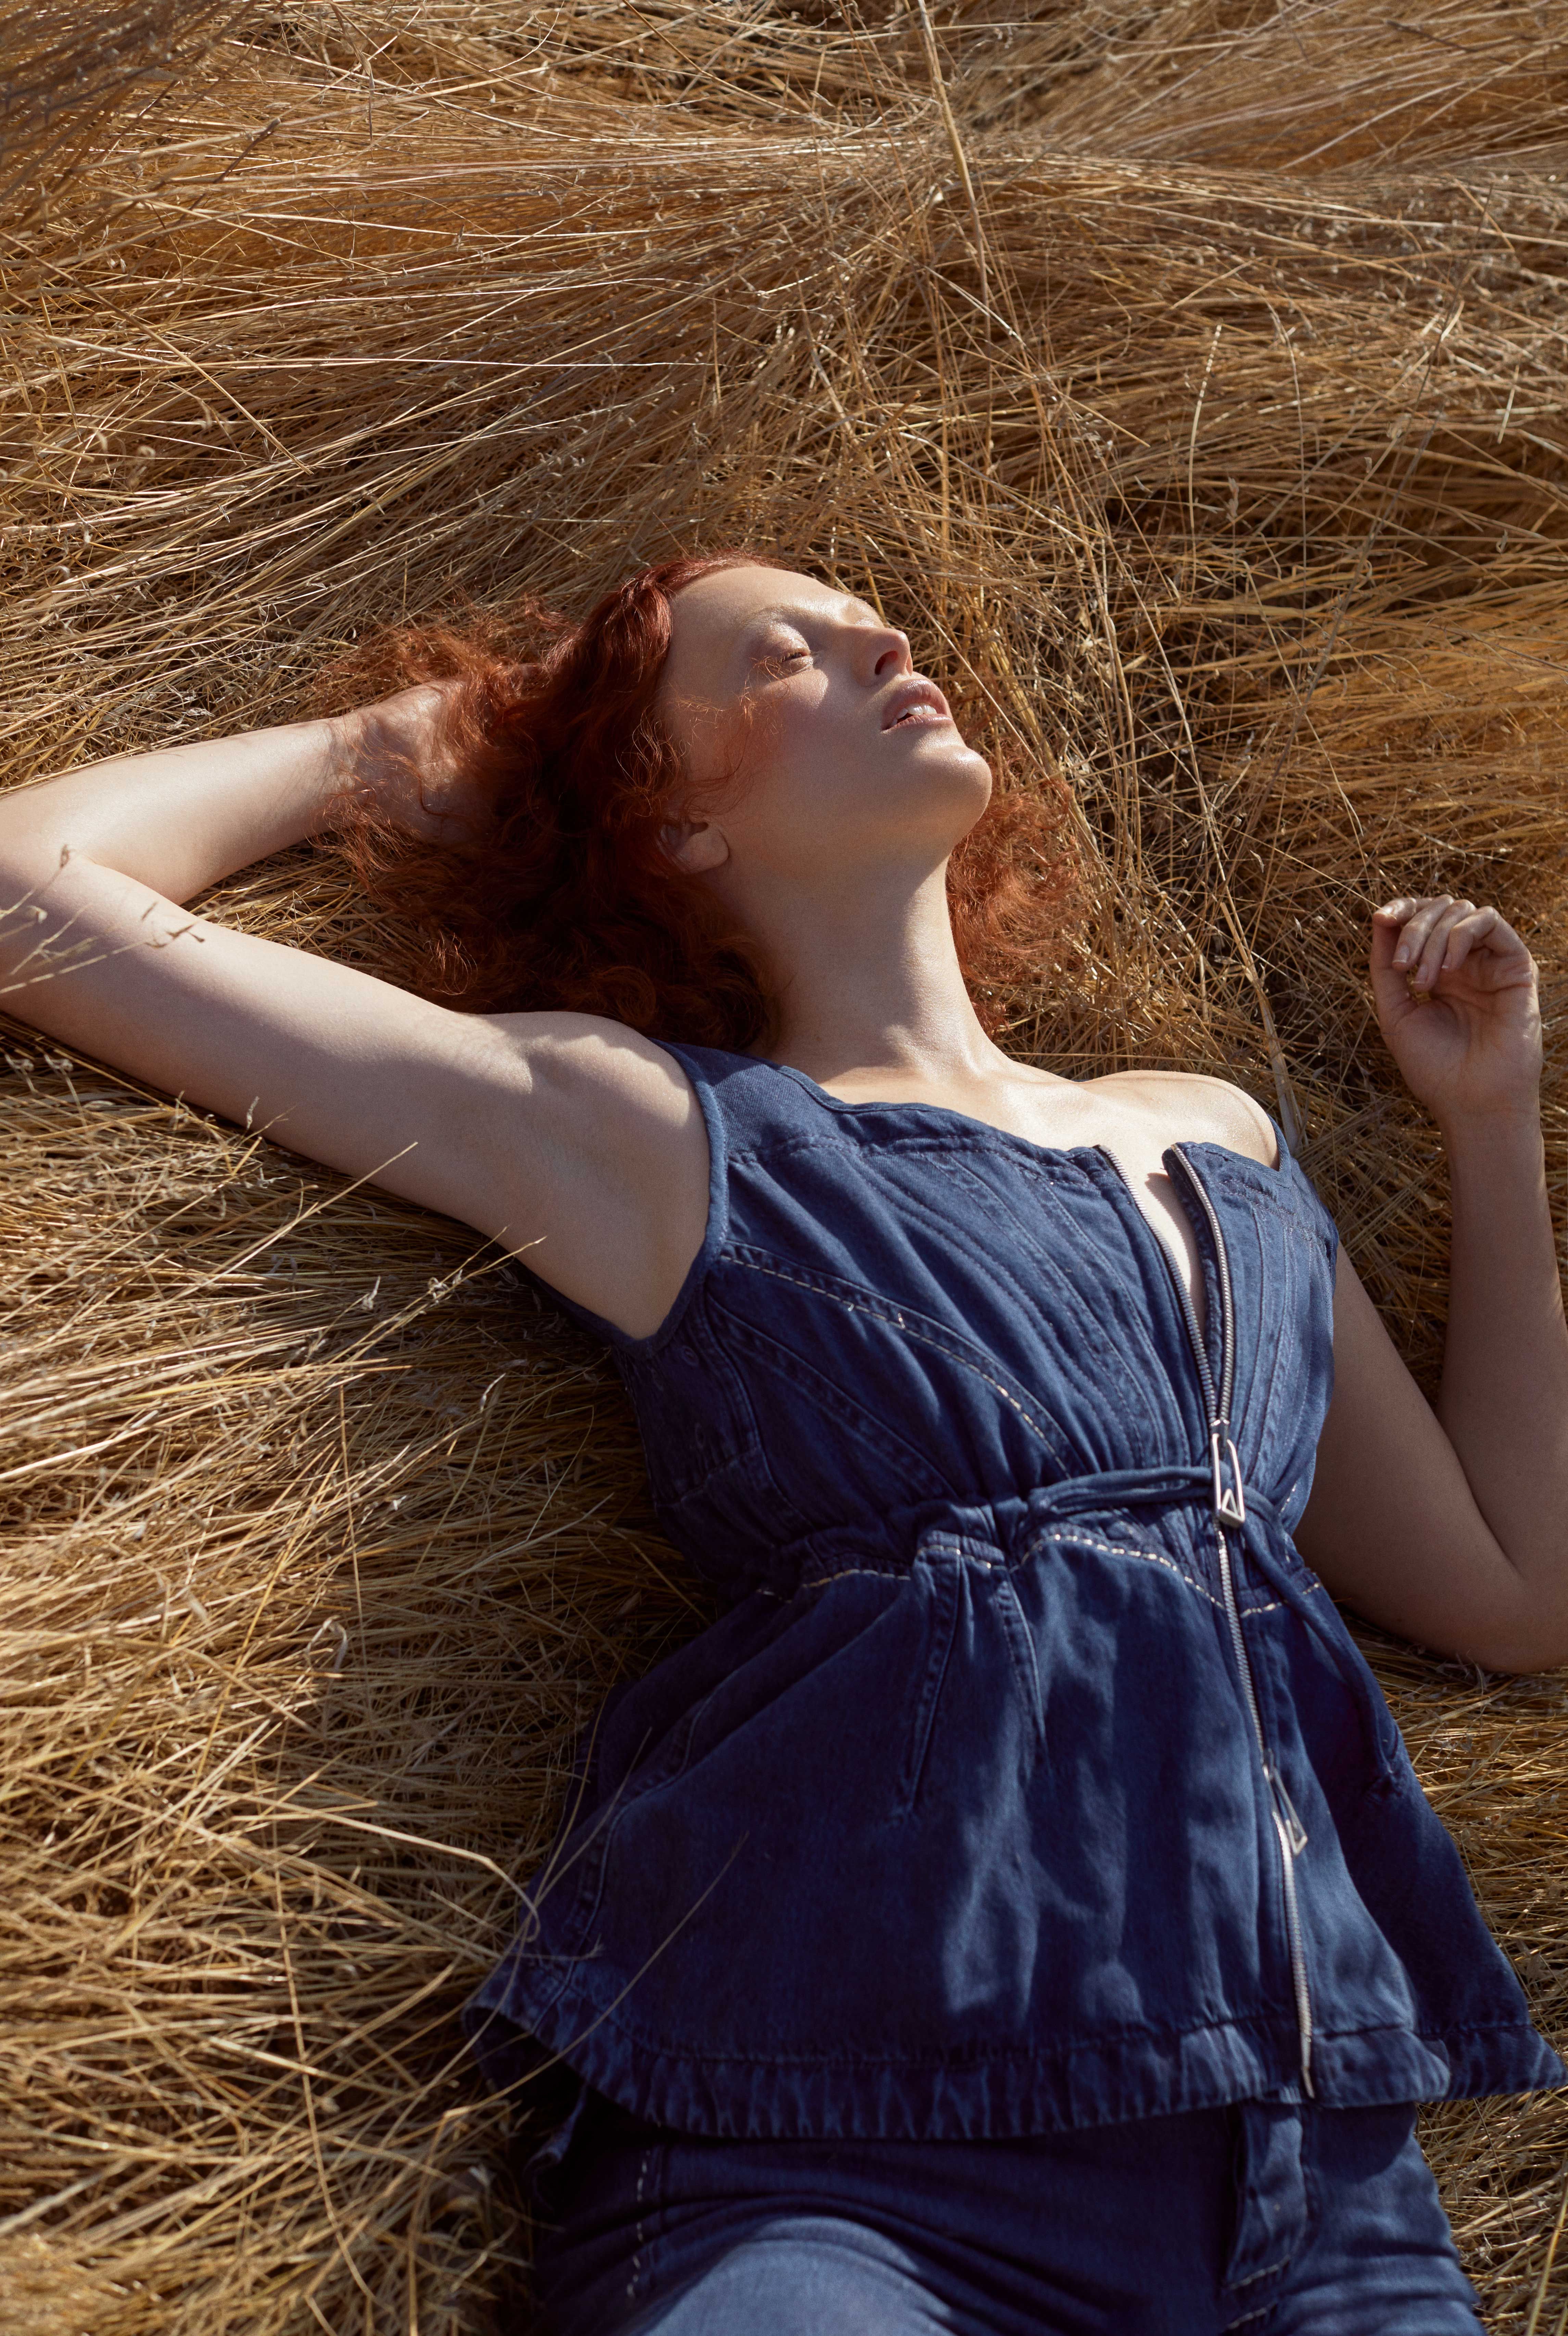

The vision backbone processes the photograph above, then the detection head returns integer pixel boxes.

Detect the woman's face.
[656,564,992,889]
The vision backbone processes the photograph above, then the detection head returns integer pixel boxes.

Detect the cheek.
[723,692,822,808]
[772,685,877,782]
[663,693,755,798]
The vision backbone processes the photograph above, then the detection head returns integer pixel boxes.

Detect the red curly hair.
[327,552,1073,1050]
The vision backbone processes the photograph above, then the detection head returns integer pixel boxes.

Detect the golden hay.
[2,3,1567,2328]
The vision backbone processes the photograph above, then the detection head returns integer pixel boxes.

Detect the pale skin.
[1,564,1565,1671]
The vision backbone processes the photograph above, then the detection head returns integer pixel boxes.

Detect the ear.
[660,817,730,876]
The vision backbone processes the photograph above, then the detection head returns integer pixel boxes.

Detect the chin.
[914,749,993,853]
[894,719,986,768]
[936,741,993,807]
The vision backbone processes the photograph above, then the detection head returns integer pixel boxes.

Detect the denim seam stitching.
[568,1997,1301,2071]
[1030,1524,1282,1616]
[628,2143,654,2307]
[706,1288,957,1499]
[941,1156,1153,1445]
[1226,2252,1292,2290]
[735,1254,1068,1448]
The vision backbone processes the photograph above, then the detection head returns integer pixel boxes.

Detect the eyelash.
[755,642,811,675]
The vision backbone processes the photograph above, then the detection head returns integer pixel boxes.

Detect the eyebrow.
[738,598,884,641]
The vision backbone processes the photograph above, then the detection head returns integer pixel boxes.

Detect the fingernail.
[1394,948,1409,965]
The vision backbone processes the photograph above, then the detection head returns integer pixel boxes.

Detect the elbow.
[1463,1646,1565,1679]
[1451,1616,1568,1677]
[0,849,59,981]
[0,832,75,908]
[1440,1547,1568,1675]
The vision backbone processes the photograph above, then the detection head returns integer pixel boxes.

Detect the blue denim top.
[467,1043,1563,2137]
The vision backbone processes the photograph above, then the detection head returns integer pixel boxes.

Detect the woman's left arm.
[1295,896,1568,1672]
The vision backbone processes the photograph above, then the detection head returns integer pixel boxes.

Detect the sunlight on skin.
[651,561,1277,1313]
[0,559,1562,1665]
[637,569,1568,1678]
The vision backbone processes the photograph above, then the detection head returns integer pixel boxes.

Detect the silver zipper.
[1165,1147,1315,2100]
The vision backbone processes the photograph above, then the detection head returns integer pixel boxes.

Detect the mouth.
[881,680,952,732]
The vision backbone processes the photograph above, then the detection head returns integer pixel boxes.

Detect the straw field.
[2,2,1567,2328]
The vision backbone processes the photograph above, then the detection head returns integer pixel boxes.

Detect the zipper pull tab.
[1267,1764,1309,1856]
[1209,1428,1247,1530]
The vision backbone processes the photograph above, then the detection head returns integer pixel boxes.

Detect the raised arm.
[1296,896,1568,1672]
[0,700,707,1338]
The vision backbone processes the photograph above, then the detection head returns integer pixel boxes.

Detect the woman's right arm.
[0,704,708,1337]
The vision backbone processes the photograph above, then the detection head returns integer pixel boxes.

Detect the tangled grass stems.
[2,2,1568,2327]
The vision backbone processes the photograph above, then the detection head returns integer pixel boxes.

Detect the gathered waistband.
[760,1464,1285,1581]
[746,1464,1394,1790]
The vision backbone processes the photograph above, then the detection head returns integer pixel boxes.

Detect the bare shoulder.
[439,1008,707,1336]
[459,1007,707,1211]
[1087,1070,1280,1168]
[482,1008,699,1133]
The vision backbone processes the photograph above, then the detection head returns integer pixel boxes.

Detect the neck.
[736,860,1006,1086]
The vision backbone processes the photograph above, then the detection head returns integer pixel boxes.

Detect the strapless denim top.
[466,1043,1563,2138]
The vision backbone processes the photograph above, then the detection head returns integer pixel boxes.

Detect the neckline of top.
[761,1057,1291,1185]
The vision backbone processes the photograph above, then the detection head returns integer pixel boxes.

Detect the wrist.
[321,706,367,783]
[1438,1100,1545,1176]
[326,684,474,841]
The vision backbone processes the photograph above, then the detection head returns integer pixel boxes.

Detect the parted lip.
[879,677,952,731]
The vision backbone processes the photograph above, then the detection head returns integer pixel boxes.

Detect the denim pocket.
[992,1567,1046,1746]
[890,1550,962,1821]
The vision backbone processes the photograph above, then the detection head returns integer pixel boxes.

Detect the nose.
[868,627,912,681]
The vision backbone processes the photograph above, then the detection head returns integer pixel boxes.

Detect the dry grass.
[2,2,1568,2328]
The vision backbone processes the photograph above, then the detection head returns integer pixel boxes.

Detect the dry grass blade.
[2,3,1567,2329]
[0,4,248,223]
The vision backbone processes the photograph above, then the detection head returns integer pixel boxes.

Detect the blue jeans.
[529,2094,1484,2335]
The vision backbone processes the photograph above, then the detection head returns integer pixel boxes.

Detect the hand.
[1371,895,1542,1129]
[332,682,484,840]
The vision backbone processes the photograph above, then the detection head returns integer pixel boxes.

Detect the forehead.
[666,565,881,682]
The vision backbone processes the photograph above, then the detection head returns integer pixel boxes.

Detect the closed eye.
[754,643,812,677]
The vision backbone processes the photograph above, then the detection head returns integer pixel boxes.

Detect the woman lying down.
[2,550,1564,2334]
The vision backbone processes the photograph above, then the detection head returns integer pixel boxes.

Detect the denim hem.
[465,1969,1564,2139]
